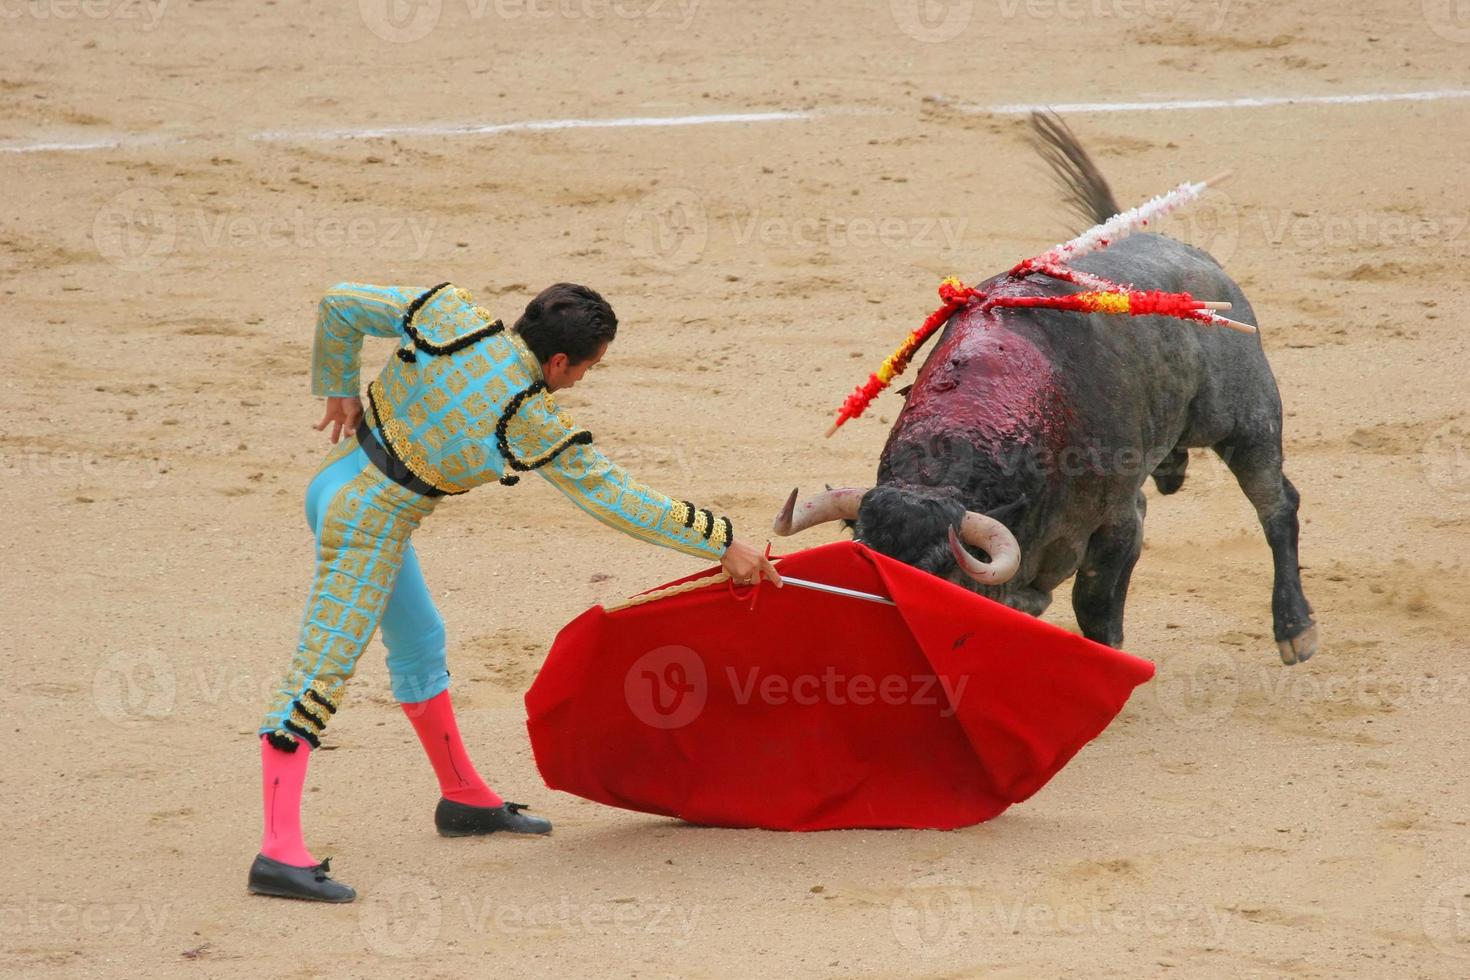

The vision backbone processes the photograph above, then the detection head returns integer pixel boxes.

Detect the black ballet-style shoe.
[434,798,553,837]
[247,854,357,903]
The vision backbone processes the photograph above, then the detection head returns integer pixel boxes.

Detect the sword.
[777,575,896,607]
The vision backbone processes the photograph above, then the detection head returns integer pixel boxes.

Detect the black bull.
[787,121,1318,665]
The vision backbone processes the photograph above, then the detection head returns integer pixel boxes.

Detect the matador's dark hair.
[513,282,618,366]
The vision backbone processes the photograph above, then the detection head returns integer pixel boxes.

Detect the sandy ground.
[3,0,1470,976]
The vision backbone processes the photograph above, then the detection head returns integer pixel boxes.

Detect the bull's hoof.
[1277,623,1319,666]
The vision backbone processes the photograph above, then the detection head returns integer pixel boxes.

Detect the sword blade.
[778,576,896,606]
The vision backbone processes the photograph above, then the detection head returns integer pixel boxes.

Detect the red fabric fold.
[525,541,1154,831]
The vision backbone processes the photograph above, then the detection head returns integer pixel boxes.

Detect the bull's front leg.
[1071,491,1146,648]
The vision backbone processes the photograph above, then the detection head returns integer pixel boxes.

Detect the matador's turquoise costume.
[259,282,734,751]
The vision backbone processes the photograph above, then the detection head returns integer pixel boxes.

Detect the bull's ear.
[894,384,913,399]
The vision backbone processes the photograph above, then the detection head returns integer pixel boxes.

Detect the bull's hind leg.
[1215,440,1318,664]
[1072,491,1146,648]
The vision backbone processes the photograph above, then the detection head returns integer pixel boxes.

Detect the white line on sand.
[967,88,1470,115]
[0,110,813,155]
[251,109,815,143]
[2,89,1466,154]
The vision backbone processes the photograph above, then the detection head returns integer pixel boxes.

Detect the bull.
[775,113,1317,665]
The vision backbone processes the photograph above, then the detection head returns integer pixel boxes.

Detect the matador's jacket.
[259,282,734,751]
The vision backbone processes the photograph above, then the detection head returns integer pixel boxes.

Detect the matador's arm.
[501,386,735,561]
[311,283,424,397]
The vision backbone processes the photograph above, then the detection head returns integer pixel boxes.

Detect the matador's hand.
[722,538,782,588]
[315,395,364,444]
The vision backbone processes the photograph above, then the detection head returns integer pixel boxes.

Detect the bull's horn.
[772,487,866,536]
[948,512,1021,585]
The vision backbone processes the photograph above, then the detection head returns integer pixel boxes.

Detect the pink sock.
[259,735,317,867]
[402,690,503,808]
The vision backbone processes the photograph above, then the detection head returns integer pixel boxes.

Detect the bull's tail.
[1029,111,1120,229]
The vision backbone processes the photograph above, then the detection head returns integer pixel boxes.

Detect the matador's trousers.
[259,435,446,750]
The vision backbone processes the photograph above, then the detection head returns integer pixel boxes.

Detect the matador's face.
[543,341,609,393]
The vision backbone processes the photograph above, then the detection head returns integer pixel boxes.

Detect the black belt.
[356,423,445,498]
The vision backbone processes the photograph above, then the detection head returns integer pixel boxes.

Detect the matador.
[249,281,780,902]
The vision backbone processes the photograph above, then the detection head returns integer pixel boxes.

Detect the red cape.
[525,541,1154,831]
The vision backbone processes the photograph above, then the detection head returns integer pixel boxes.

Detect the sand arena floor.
[3,0,1469,976]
